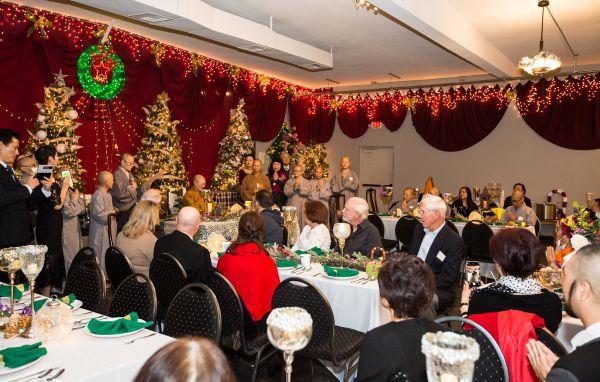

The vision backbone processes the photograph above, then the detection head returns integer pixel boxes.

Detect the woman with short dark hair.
[450,186,477,218]
[292,200,331,252]
[217,211,280,329]
[356,255,447,382]
[134,337,235,382]
[461,229,562,332]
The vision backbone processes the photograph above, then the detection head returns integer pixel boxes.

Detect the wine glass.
[17,245,47,338]
[0,247,21,314]
[267,307,313,382]
[333,223,351,266]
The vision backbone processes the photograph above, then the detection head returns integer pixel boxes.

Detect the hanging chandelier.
[518,0,561,77]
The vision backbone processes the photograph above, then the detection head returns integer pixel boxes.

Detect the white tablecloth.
[0,298,173,381]
[163,218,239,241]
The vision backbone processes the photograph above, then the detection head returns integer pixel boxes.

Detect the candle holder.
[16,245,47,338]
[267,307,313,382]
[0,247,21,315]
[422,331,480,382]
[333,223,351,266]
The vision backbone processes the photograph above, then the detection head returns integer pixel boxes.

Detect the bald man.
[89,171,117,272]
[240,159,271,202]
[182,175,209,214]
[111,153,138,211]
[502,190,537,226]
[153,206,212,284]
[331,156,359,201]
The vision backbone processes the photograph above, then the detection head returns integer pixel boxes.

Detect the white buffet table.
[0,298,173,381]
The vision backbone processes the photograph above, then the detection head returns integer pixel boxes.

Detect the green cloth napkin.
[276,259,298,268]
[0,283,29,300]
[0,342,46,369]
[323,265,360,278]
[34,294,76,312]
[295,247,326,257]
[87,312,153,335]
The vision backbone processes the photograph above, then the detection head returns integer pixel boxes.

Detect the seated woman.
[115,200,159,276]
[292,200,331,252]
[461,229,562,332]
[356,255,447,382]
[450,186,477,218]
[134,337,235,382]
[217,211,280,330]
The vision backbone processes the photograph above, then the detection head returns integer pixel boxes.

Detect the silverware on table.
[6,368,55,382]
[350,277,367,284]
[42,368,65,382]
[123,332,157,344]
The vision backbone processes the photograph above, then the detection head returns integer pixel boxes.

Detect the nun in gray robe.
[89,187,115,272]
[284,167,311,229]
[61,189,86,273]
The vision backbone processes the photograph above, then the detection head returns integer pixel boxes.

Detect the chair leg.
[250,347,265,382]
[309,358,315,380]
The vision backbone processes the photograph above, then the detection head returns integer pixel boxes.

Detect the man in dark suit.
[0,129,53,249]
[153,206,212,282]
[408,195,464,312]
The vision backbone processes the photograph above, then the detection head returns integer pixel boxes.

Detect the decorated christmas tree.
[24,71,84,189]
[266,123,303,162]
[300,143,329,179]
[211,99,255,191]
[135,92,188,202]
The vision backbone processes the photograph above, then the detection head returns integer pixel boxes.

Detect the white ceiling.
[23,0,600,89]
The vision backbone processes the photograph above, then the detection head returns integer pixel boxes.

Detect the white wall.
[256,106,600,211]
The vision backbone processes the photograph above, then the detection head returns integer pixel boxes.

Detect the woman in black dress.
[268,159,287,208]
[450,186,477,218]
[356,255,447,382]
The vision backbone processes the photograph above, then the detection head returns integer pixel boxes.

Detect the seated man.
[340,197,382,256]
[254,190,284,245]
[408,195,464,312]
[153,206,212,283]
[527,244,600,382]
[502,190,537,226]
[182,174,209,214]
[503,182,532,208]
[400,187,418,214]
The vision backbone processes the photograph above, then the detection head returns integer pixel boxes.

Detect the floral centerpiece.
[379,186,393,206]
[560,205,600,244]
[265,244,371,271]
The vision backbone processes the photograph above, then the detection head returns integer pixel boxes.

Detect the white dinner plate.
[277,266,297,272]
[323,273,360,281]
[0,355,44,376]
[83,317,148,338]
[34,299,83,312]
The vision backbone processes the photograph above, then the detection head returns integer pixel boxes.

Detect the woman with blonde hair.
[115,200,159,276]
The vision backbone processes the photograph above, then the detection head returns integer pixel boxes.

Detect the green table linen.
[0,342,46,369]
[323,265,360,277]
[87,312,153,335]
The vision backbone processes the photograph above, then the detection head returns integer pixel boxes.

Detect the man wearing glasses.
[111,153,139,212]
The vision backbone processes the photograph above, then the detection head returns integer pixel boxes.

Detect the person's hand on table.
[526,339,559,382]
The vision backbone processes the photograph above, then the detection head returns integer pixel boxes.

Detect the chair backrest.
[366,188,378,213]
[534,218,541,237]
[282,226,288,246]
[329,193,346,228]
[535,327,567,357]
[64,260,106,313]
[435,316,509,382]
[149,253,188,319]
[367,214,386,239]
[204,272,246,351]
[109,273,157,323]
[462,220,494,260]
[395,215,419,247]
[107,211,122,247]
[272,278,335,357]
[163,283,222,343]
[68,247,97,276]
[105,246,134,289]
[388,200,401,213]
[445,219,459,234]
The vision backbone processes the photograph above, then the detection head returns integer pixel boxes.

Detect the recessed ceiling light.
[129,13,174,23]
[299,63,330,70]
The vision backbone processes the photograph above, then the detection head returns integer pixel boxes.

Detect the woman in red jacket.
[217,211,280,330]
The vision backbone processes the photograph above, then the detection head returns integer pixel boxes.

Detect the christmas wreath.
[77,44,125,99]
[548,189,568,214]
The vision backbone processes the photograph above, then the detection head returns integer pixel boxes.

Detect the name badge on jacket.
[436,251,446,262]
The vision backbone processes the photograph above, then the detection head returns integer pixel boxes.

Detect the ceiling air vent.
[128,13,175,23]
[300,62,330,70]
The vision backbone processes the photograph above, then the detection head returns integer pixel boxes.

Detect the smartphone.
[465,261,481,287]
[61,170,74,189]
[35,165,54,181]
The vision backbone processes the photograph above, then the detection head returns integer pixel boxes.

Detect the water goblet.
[17,245,47,338]
[333,222,351,259]
[0,248,21,314]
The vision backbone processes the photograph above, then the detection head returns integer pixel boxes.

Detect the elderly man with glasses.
[338,197,382,257]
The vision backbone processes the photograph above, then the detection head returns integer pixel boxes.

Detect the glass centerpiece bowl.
[422,331,480,382]
[267,307,313,382]
[16,245,47,338]
[333,222,351,258]
[0,247,21,314]
[34,296,74,342]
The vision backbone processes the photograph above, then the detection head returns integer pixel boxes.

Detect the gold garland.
[25,11,52,39]
[402,96,418,113]
[190,53,204,77]
[150,43,165,68]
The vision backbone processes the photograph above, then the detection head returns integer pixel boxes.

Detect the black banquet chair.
[163,283,221,344]
[205,272,277,382]
[149,253,188,322]
[395,215,420,251]
[108,273,157,323]
[445,218,459,234]
[105,246,134,290]
[64,260,106,313]
[435,316,509,382]
[462,220,495,277]
[272,277,364,382]
[367,214,397,252]
[68,246,97,276]
[535,327,568,357]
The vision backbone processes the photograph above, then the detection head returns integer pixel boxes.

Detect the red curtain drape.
[411,86,509,151]
[372,92,408,132]
[516,75,600,150]
[289,94,336,143]
[337,95,372,138]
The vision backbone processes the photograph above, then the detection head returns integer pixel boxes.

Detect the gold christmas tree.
[24,70,85,189]
[211,99,254,190]
[299,143,329,180]
[135,92,188,203]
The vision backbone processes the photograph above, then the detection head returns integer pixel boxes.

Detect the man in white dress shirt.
[527,243,600,382]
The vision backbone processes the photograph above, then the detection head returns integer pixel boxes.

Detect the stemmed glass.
[333,223,351,267]
[267,307,313,382]
[16,245,47,338]
[0,248,21,314]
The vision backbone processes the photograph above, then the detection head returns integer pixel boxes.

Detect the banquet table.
[162,217,239,242]
[0,297,173,381]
